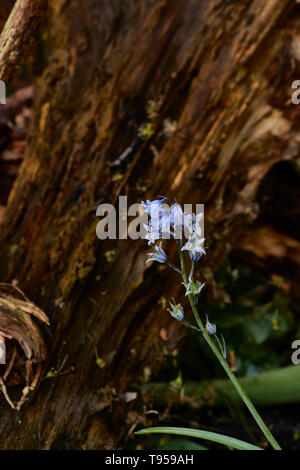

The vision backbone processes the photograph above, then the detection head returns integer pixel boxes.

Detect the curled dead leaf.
[0,285,50,410]
[0,294,49,362]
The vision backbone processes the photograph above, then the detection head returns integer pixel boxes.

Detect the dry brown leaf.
[0,293,49,363]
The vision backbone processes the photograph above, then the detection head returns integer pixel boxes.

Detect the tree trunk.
[0,0,299,449]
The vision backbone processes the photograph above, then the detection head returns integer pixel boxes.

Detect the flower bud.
[168,299,184,321]
[206,317,216,335]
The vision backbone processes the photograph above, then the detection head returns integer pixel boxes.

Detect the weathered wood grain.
[0,0,299,449]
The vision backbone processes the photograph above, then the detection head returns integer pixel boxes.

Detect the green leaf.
[158,437,207,450]
[135,427,263,450]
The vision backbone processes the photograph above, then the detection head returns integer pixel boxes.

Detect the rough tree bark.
[0,0,47,82]
[0,0,299,449]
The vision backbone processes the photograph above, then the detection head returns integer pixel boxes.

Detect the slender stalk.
[166,261,181,274]
[176,240,281,450]
[213,333,225,358]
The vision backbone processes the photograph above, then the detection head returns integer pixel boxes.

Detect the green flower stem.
[166,260,181,274]
[213,333,225,357]
[176,240,281,450]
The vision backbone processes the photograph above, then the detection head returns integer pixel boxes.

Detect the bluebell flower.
[142,197,174,241]
[189,249,206,262]
[149,206,172,237]
[146,242,167,264]
[183,276,205,296]
[143,224,161,245]
[183,212,203,238]
[168,299,184,321]
[206,316,216,335]
[182,237,206,264]
[170,203,184,237]
[182,212,205,260]
[141,197,168,214]
[182,236,205,252]
[149,201,185,239]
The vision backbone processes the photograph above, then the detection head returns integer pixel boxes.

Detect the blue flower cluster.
[140,196,223,356]
[141,197,208,323]
[141,197,206,263]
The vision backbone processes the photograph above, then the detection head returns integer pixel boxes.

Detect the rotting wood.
[0,0,298,449]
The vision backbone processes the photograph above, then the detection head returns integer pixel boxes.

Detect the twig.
[0,282,30,302]
[0,375,15,409]
[3,344,17,381]
[0,0,47,82]
[16,363,42,411]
